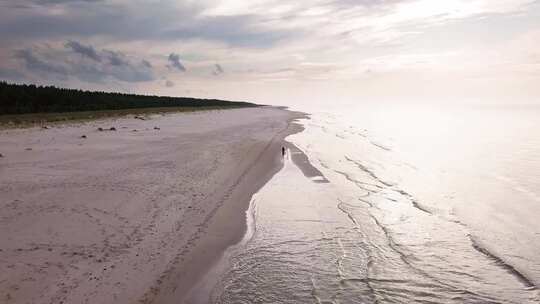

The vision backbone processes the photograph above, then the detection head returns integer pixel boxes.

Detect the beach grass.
[0,105,255,129]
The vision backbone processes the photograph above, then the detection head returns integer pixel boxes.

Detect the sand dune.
[0,107,304,304]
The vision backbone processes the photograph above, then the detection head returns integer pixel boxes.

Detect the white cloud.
[1,0,539,103]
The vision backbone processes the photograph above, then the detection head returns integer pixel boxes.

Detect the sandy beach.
[0,107,304,304]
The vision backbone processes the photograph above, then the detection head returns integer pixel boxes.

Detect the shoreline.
[156,113,308,304]
[180,134,330,303]
[0,106,307,304]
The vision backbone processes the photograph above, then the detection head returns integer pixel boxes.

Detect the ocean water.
[204,104,540,303]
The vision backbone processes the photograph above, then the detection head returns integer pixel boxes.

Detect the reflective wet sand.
[200,105,540,303]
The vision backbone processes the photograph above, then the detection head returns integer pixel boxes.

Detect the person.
[281,146,286,156]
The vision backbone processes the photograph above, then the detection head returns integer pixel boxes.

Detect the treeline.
[0,82,257,115]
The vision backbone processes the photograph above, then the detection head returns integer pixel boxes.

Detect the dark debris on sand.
[97,127,117,132]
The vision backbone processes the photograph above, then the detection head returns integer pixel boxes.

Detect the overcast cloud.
[167,53,187,72]
[1,0,539,103]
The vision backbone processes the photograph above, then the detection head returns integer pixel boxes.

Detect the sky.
[1,0,539,106]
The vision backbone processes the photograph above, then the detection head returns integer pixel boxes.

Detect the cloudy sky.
[1,0,539,105]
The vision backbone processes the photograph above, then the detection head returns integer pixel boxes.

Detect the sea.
[192,103,540,303]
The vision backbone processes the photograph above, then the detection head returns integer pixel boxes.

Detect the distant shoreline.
[0,81,258,128]
[0,105,257,129]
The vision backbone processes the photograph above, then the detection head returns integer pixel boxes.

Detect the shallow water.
[206,104,540,303]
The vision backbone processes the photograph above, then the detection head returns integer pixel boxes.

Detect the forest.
[0,82,256,115]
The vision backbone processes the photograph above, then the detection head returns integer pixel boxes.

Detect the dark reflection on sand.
[285,135,329,183]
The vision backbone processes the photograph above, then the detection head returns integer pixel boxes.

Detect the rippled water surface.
[207,104,540,303]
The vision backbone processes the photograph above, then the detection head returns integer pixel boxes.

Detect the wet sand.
[181,140,331,304]
[0,107,305,304]
[190,109,540,304]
